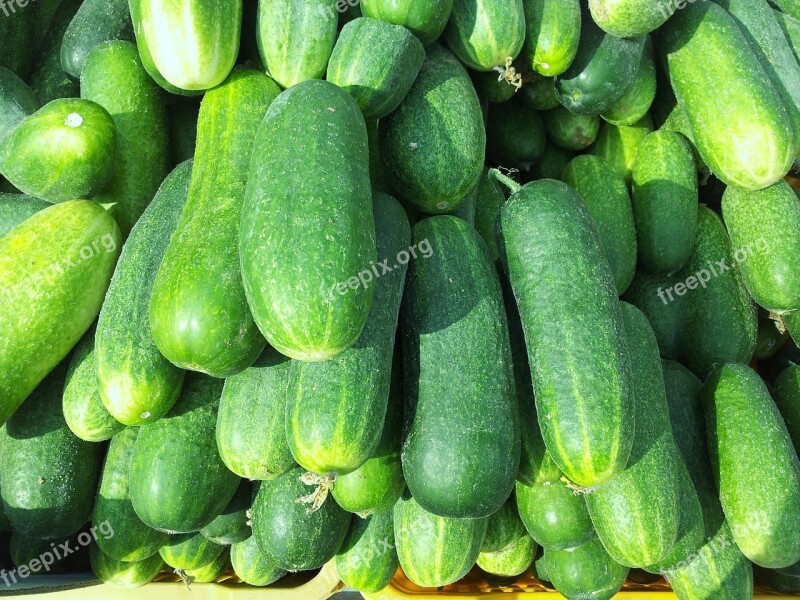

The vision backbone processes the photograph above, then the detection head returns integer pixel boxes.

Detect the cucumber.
[562,155,637,295]
[473,169,506,263]
[401,216,519,518]
[80,40,169,236]
[655,1,794,190]
[251,467,351,571]
[182,549,229,583]
[159,532,226,570]
[90,543,165,589]
[775,365,800,451]
[0,200,121,425]
[486,100,546,172]
[129,374,240,534]
[702,363,800,568]
[497,178,634,487]
[60,0,134,80]
[721,181,800,313]
[0,193,49,239]
[151,70,278,378]
[0,67,39,142]
[360,0,453,46]
[676,207,757,378]
[555,10,645,116]
[631,130,698,275]
[95,161,190,427]
[285,192,407,474]
[775,10,800,64]
[256,0,337,89]
[544,537,629,600]
[590,114,654,184]
[0,98,116,203]
[94,428,169,562]
[772,0,800,18]
[444,0,525,71]
[230,536,286,587]
[519,73,560,110]
[543,105,600,151]
[199,481,252,545]
[755,310,790,360]
[0,0,38,79]
[589,0,674,37]
[0,366,103,540]
[327,17,425,120]
[62,327,124,443]
[241,81,374,362]
[9,531,82,574]
[394,491,487,587]
[129,0,241,91]
[335,510,399,593]
[477,530,536,578]
[515,478,593,551]
[520,0,580,77]
[27,0,82,104]
[482,499,526,553]
[381,45,485,214]
[601,38,656,127]
[622,269,683,360]
[531,141,575,181]
[471,70,518,104]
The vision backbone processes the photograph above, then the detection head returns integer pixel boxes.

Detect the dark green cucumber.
[486,99,546,172]
[0,193,49,238]
[360,0,453,46]
[622,269,683,360]
[80,40,169,236]
[381,45,485,214]
[590,114,654,184]
[285,192,408,474]
[702,363,800,568]
[0,200,121,425]
[27,0,82,104]
[555,10,644,116]
[482,498,526,553]
[772,0,800,18]
[755,310,790,360]
[631,130,698,275]
[60,0,134,80]
[230,536,286,586]
[543,106,600,151]
[473,168,506,263]
[531,141,575,181]
[775,365,800,451]
[129,374,240,534]
[589,0,674,37]
[159,532,226,570]
[256,0,337,89]
[251,467,351,571]
[519,0,580,77]
[601,38,656,127]
[0,1,38,78]
[327,17,425,120]
[9,530,84,574]
[95,161,190,427]
[90,543,165,589]
[722,181,800,313]
[183,550,229,583]
[516,478,593,551]
[150,70,278,377]
[477,529,536,578]
[497,178,634,487]
[675,207,757,377]
[335,510,398,593]
[62,327,124,443]
[544,537,629,600]
[200,481,252,545]
[0,98,116,203]
[759,566,800,594]
[401,216,519,518]
[0,367,103,540]
[94,428,169,562]
[0,67,39,142]
[655,1,794,190]
[562,155,637,295]
[241,79,375,361]
[216,347,295,481]
[471,70,517,104]
[444,0,525,71]
[393,491,487,587]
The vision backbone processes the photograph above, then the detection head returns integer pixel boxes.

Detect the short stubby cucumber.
[544,537,629,600]
[520,0,580,77]
[360,0,454,46]
[601,38,657,127]
[543,106,600,152]
[335,511,399,593]
[486,100,546,173]
[444,0,525,71]
[515,477,593,551]
[230,536,286,587]
[90,544,165,589]
[589,0,675,37]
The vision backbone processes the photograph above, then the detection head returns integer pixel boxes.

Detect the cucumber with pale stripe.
[444,0,525,71]
[335,510,398,593]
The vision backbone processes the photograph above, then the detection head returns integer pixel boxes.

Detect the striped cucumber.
[335,510,399,593]
[444,0,525,71]
[516,477,593,551]
[520,0,581,77]
[230,536,286,587]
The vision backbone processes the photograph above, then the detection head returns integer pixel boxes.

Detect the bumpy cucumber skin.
[601,38,656,127]
[444,0,525,71]
[182,549,229,582]
[360,0,454,46]
[481,499,526,554]
[516,478,593,551]
[519,73,560,110]
[473,169,507,263]
[151,70,278,378]
[230,536,286,587]
[477,524,537,578]
[159,532,226,570]
[498,179,634,488]
[702,363,800,568]
[722,181,800,313]
[622,269,683,360]
[0,67,39,142]
[471,70,517,104]
[531,142,576,181]
[544,106,600,152]
[96,161,190,427]
[0,200,121,426]
[520,0,580,77]
[60,0,133,80]
[199,480,252,545]
[562,155,637,295]
[28,0,82,104]
[544,537,629,600]
[0,193,49,238]
[486,100,546,172]
[335,510,399,593]
[381,45,486,214]
[775,365,800,452]
[90,543,165,589]
[590,114,653,184]
[775,9,800,64]
[631,130,698,275]
[589,0,674,37]
[655,1,794,190]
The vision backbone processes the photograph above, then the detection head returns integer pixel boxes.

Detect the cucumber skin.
[622,269,683,360]
[0,67,39,143]
[562,155,637,295]
[216,347,296,481]
[775,10,800,64]
[151,70,278,378]
[257,0,338,89]
[444,0,525,71]
[486,100,546,173]
[285,192,408,475]
[0,0,38,79]
[498,179,634,488]
[0,200,121,426]
[199,480,252,545]
[602,38,656,127]
[477,531,536,578]
[159,532,226,570]
[230,536,286,587]
[631,130,698,275]
[381,45,486,214]
[28,0,82,105]
[520,0,581,77]
[590,114,654,184]
[515,478,593,551]
[775,365,800,451]
[544,106,600,152]
[80,40,169,236]
[360,0,454,46]
[327,17,425,121]
[655,1,794,190]
[473,169,506,263]
[182,549,229,582]
[0,368,103,540]
[90,544,165,589]
[589,0,674,37]
[129,374,240,534]
[544,537,629,600]
[0,193,50,239]
[482,499,526,553]
[335,511,399,593]
[722,181,800,313]
[95,161,190,427]
[401,216,519,519]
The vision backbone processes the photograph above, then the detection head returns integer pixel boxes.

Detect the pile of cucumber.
[2,0,800,598]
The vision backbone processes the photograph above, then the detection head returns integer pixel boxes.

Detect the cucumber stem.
[488,168,522,194]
